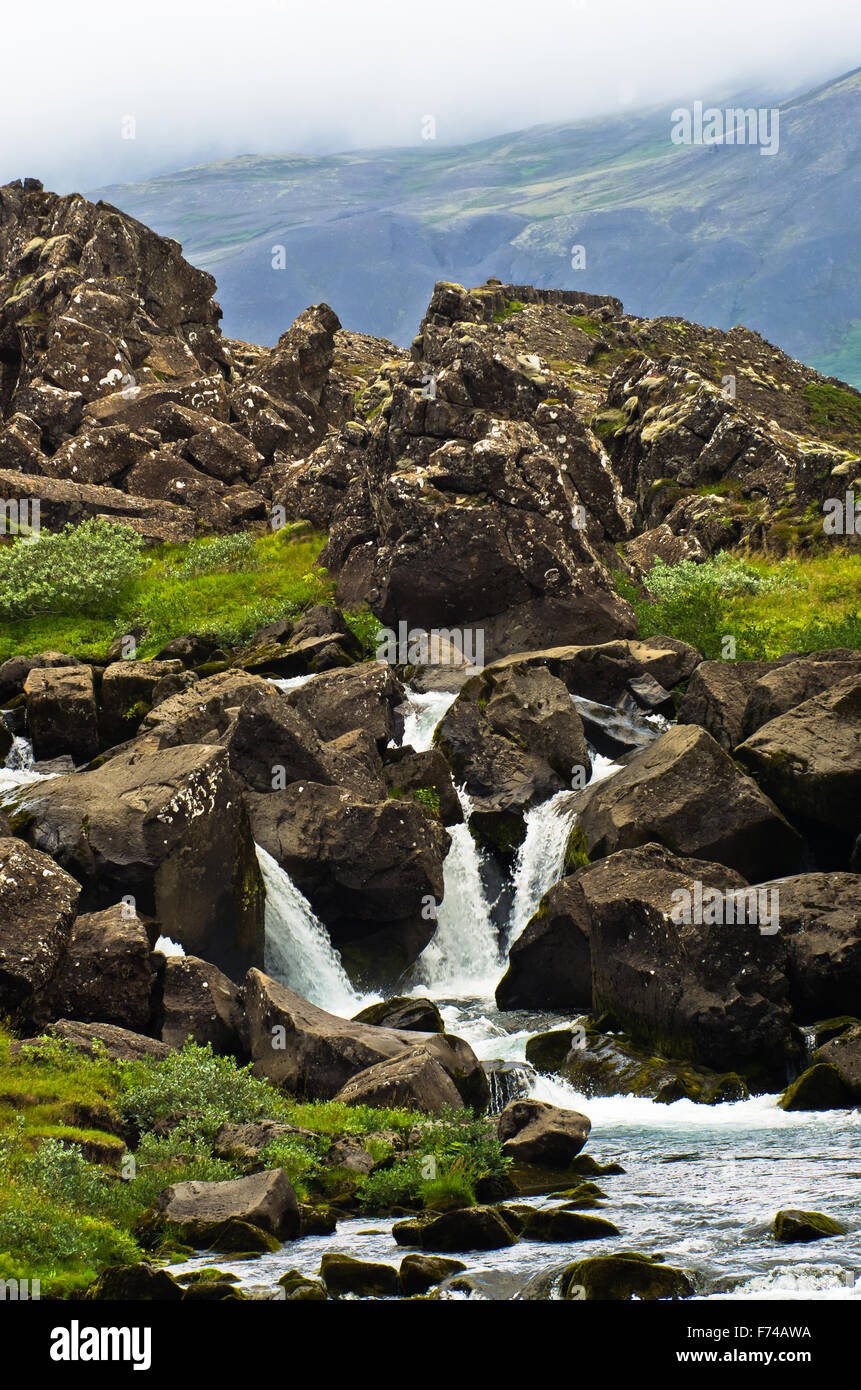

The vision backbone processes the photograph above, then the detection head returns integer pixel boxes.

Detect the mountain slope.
[89,68,861,382]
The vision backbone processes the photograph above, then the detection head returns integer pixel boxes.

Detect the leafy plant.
[0,519,143,620]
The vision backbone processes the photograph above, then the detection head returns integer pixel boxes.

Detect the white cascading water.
[413,787,502,997]
[255,844,369,1016]
[506,753,621,949]
[399,690,457,752]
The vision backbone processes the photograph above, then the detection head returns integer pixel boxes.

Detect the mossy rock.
[563,823,591,873]
[277,1269,328,1300]
[177,1267,240,1285]
[176,1218,281,1254]
[562,1253,694,1301]
[773,1209,847,1243]
[520,1207,620,1242]
[813,1017,861,1049]
[298,1203,338,1236]
[84,1264,183,1301]
[570,1154,626,1177]
[393,1205,519,1252]
[399,1254,466,1296]
[319,1253,401,1298]
[550,1182,608,1201]
[524,1029,577,1073]
[779,1063,855,1111]
[182,1281,247,1300]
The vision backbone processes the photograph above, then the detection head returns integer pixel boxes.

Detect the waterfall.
[0,735,55,799]
[399,690,457,753]
[256,844,366,1015]
[506,754,622,948]
[506,790,578,949]
[414,788,502,997]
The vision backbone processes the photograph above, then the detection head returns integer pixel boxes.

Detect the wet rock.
[319,1254,400,1298]
[815,1024,861,1101]
[495,877,592,1012]
[246,781,448,983]
[435,664,590,851]
[496,1098,590,1166]
[382,746,463,825]
[283,662,405,749]
[778,1063,855,1111]
[392,1206,519,1252]
[519,1206,619,1242]
[331,1045,466,1114]
[399,1253,466,1295]
[572,724,802,880]
[561,1253,694,1300]
[276,1270,328,1300]
[23,664,99,764]
[353,996,445,1033]
[765,873,861,1022]
[487,637,699,705]
[533,1027,749,1104]
[773,1209,846,1243]
[242,969,485,1106]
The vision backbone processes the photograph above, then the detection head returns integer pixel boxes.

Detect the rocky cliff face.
[2,180,858,651]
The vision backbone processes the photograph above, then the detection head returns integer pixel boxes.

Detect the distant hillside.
[91,67,861,384]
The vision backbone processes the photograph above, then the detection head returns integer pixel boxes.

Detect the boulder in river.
[392,1206,519,1252]
[152,1168,300,1242]
[23,664,99,764]
[773,1209,846,1243]
[319,1254,400,1298]
[496,1098,591,1166]
[571,724,802,880]
[561,1253,694,1300]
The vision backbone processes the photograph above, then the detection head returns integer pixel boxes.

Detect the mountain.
[88,67,861,384]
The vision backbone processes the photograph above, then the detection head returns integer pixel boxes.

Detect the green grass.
[0,1029,507,1296]
[492,298,525,322]
[803,380,861,443]
[0,526,337,663]
[620,550,861,659]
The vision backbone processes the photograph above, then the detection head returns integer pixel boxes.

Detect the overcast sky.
[2,0,860,191]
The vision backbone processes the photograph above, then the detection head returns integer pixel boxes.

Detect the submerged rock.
[561,1253,694,1300]
[393,1206,519,1253]
[773,1209,847,1243]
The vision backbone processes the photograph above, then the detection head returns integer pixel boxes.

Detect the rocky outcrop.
[33,902,158,1033]
[5,740,264,976]
[571,724,802,880]
[159,954,245,1054]
[331,1045,466,1114]
[241,970,487,1106]
[435,664,590,850]
[23,665,99,764]
[152,1169,300,1242]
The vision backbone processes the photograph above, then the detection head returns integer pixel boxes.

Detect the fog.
[2,0,860,191]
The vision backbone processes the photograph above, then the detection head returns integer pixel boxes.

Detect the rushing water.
[256,843,372,1016]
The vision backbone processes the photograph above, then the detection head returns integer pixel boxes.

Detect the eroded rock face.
[33,902,158,1034]
[23,664,99,764]
[5,740,264,976]
[159,954,245,1055]
[572,724,802,881]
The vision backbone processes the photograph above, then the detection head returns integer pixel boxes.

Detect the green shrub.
[119,1042,289,1141]
[0,519,143,620]
[174,533,259,578]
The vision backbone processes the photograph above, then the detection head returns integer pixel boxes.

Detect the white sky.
[2,0,860,190]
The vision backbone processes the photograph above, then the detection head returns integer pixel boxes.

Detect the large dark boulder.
[572,724,802,880]
[762,873,861,1022]
[246,781,448,983]
[736,675,861,854]
[23,665,99,764]
[332,1046,466,1114]
[99,659,184,748]
[435,663,590,850]
[159,954,245,1055]
[0,838,80,1022]
[33,902,158,1033]
[5,741,264,977]
[153,1169,300,1242]
[496,1098,591,1166]
[242,969,486,1105]
[283,662,406,749]
[392,1206,519,1252]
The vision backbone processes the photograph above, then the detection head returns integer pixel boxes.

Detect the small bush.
[119,1042,289,1141]
[0,519,143,620]
[175,533,260,578]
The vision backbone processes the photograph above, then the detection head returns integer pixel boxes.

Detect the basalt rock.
[0,838,80,1022]
[23,664,99,765]
[5,740,264,977]
[31,901,158,1034]
[159,954,245,1055]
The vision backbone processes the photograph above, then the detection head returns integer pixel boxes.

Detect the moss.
[562,1253,694,1300]
[773,1209,847,1243]
[563,823,590,873]
[492,298,526,323]
[778,1063,855,1111]
[411,785,442,818]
